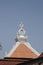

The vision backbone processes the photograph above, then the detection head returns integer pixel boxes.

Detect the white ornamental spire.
[18,22,25,35]
[15,22,27,42]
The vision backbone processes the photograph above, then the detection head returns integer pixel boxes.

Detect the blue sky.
[0,0,43,57]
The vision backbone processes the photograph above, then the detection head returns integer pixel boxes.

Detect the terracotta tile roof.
[0,57,32,65]
[9,44,38,58]
[39,52,43,57]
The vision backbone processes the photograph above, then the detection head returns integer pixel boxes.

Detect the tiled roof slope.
[39,52,43,57]
[7,42,40,58]
[10,44,37,58]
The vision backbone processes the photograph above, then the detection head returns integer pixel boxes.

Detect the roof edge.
[6,42,40,57]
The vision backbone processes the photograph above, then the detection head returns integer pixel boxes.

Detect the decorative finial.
[18,22,25,35]
[15,22,27,42]
[19,22,24,29]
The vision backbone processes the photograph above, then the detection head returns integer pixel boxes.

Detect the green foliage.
[0,44,2,50]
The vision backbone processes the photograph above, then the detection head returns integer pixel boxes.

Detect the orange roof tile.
[39,52,43,57]
[8,44,38,58]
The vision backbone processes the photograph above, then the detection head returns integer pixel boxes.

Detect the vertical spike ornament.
[15,22,27,42]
